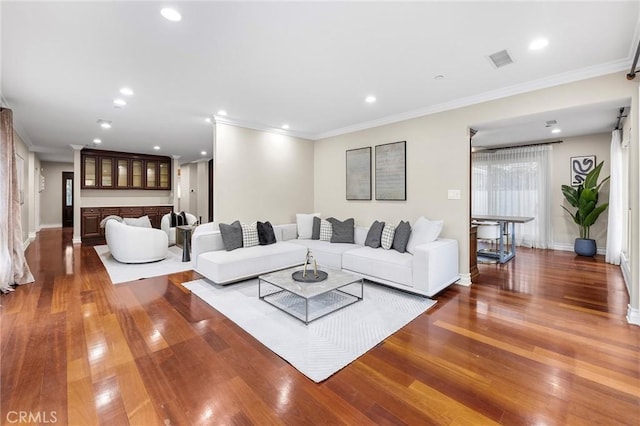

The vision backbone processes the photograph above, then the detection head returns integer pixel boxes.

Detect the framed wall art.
[375,141,406,201]
[570,155,596,186]
[346,147,371,200]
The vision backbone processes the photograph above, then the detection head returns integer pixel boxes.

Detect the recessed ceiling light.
[551,128,561,134]
[201,151,207,156]
[205,117,212,123]
[282,124,290,130]
[529,38,549,50]
[153,145,160,150]
[434,75,445,80]
[93,138,102,144]
[161,8,182,22]
[365,95,376,103]
[217,110,227,116]
[119,87,134,96]
[97,119,112,129]
[113,98,127,107]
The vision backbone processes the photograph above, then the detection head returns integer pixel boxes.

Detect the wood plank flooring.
[1,228,638,425]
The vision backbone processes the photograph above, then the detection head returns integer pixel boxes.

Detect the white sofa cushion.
[123,215,152,228]
[406,216,443,254]
[289,239,358,269]
[196,241,307,284]
[342,246,413,287]
[296,213,320,239]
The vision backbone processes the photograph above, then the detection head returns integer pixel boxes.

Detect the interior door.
[62,171,74,227]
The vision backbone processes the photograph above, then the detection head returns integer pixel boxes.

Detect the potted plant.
[561,161,610,256]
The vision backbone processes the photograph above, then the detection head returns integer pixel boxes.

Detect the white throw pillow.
[296,213,320,239]
[241,222,259,247]
[319,219,333,242]
[381,224,396,250]
[406,216,443,254]
[123,215,152,228]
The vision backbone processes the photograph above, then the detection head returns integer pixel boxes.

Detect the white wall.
[314,72,638,285]
[214,123,315,224]
[39,161,73,227]
[553,133,611,251]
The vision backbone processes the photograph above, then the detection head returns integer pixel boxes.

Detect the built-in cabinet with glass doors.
[81,149,171,190]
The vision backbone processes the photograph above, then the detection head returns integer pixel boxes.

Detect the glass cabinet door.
[100,158,113,187]
[83,156,97,187]
[116,159,129,188]
[159,161,169,189]
[131,160,143,188]
[146,161,157,188]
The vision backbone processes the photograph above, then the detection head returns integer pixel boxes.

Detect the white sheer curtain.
[472,144,553,248]
[1,108,34,292]
[606,129,623,265]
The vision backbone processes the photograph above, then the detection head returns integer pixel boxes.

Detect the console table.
[471,215,534,263]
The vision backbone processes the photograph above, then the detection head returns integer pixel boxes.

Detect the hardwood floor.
[1,228,638,425]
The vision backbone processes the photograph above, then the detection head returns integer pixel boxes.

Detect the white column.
[70,144,83,244]
[171,155,181,211]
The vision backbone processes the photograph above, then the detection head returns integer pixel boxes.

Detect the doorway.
[62,171,73,227]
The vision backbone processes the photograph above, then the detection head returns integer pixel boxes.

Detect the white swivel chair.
[475,221,501,262]
[161,212,198,246]
[105,220,168,263]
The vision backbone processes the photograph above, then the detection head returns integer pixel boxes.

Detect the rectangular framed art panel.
[346,147,372,200]
[375,141,406,201]
[570,155,596,186]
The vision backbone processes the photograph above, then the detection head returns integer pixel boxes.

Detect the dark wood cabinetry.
[81,149,171,190]
[81,205,173,243]
[470,225,479,281]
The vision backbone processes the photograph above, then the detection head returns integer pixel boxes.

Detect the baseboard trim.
[72,236,82,244]
[40,223,63,229]
[627,305,640,326]
[457,273,472,286]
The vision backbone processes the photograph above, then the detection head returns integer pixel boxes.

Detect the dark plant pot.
[574,238,597,257]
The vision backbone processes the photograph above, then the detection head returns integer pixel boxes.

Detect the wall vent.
[488,50,513,68]
[545,120,558,127]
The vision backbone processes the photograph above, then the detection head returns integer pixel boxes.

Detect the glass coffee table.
[258,266,364,324]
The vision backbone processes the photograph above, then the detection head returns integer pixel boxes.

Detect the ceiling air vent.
[545,120,558,127]
[488,49,513,68]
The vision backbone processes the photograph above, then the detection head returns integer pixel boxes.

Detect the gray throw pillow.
[257,221,277,245]
[364,220,385,248]
[219,220,243,251]
[392,220,412,253]
[311,216,321,240]
[327,217,355,243]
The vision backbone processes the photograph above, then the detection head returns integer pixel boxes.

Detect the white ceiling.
[2,1,639,163]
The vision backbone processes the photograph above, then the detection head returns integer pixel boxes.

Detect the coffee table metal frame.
[258,266,364,325]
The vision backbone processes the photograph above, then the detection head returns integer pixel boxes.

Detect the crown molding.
[313,59,631,141]
[214,115,315,140]
[213,115,314,141]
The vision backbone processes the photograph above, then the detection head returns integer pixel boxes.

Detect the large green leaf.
[584,161,604,189]
[561,185,579,207]
[583,203,609,227]
[561,205,579,224]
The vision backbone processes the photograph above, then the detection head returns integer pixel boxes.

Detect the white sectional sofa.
[192,223,307,285]
[191,222,459,297]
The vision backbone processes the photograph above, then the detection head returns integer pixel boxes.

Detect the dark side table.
[176,225,195,262]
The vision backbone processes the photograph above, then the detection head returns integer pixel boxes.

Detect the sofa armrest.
[412,238,459,297]
[191,224,225,269]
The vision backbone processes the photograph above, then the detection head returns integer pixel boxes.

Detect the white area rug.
[183,278,436,382]
[95,245,193,284]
